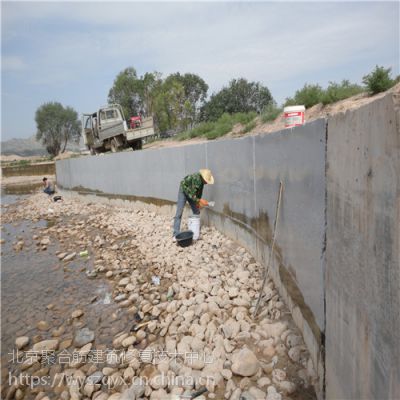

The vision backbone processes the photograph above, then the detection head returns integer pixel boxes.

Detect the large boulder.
[231,347,260,377]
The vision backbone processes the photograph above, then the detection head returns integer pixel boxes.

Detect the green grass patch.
[7,159,32,167]
[241,121,257,134]
[321,80,364,105]
[205,121,233,140]
[261,104,282,123]
[177,112,257,141]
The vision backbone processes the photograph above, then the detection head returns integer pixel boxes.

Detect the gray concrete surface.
[326,92,400,399]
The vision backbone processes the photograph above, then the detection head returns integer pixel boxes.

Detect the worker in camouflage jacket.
[173,169,214,239]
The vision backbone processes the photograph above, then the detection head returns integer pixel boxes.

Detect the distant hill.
[1,135,83,156]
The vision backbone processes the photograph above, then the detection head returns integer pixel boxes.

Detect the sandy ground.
[1,193,317,400]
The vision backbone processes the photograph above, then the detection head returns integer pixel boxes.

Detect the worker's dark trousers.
[173,187,200,237]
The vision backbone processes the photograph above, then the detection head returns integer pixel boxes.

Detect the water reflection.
[2,182,43,196]
[1,192,131,393]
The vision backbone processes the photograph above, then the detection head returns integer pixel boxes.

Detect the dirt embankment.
[145,83,400,150]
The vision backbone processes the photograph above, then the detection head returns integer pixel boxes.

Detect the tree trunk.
[61,134,68,153]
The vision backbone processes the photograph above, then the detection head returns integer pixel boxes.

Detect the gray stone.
[257,377,271,388]
[231,348,259,377]
[87,371,103,384]
[277,380,296,394]
[240,391,255,400]
[63,252,76,262]
[71,309,84,318]
[248,386,267,399]
[130,377,145,398]
[32,339,59,352]
[119,386,136,400]
[86,270,97,278]
[266,386,281,400]
[15,336,29,350]
[74,327,95,347]
[37,320,49,331]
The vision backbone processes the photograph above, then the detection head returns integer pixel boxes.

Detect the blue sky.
[1,1,399,140]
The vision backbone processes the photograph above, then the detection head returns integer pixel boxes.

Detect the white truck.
[82,104,155,154]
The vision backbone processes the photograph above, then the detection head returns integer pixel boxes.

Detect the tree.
[201,78,273,121]
[141,72,162,116]
[35,102,80,157]
[363,65,395,95]
[108,67,142,119]
[108,67,162,119]
[165,73,208,128]
[108,67,208,133]
[153,79,187,132]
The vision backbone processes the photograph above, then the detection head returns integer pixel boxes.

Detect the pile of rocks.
[3,193,317,400]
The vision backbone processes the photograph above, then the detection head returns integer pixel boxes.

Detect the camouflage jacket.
[180,173,204,203]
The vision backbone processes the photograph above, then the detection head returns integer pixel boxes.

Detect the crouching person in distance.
[42,177,55,195]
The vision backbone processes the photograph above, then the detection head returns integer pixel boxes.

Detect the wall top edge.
[55,118,328,166]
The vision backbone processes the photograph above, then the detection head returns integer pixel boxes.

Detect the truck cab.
[82,104,154,154]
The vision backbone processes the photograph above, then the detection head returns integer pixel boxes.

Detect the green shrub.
[177,132,190,141]
[9,159,31,167]
[261,104,282,123]
[205,117,234,140]
[321,80,364,105]
[178,111,257,141]
[286,78,367,109]
[241,121,257,134]
[362,65,395,95]
[188,122,213,138]
[284,84,324,108]
[177,121,212,140]
[232,111,257,125]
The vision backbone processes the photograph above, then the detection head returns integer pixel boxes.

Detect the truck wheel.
[89,147,96,155]
[110,138,119,153]
[131,140,143,151]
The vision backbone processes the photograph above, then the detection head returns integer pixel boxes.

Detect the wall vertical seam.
[322,118,328,400]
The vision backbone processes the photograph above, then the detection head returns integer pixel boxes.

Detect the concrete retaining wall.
[1,162,55,177]
[56,89,400,399]
[326,92,400,398]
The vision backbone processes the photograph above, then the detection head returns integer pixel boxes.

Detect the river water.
[1,188,131,395]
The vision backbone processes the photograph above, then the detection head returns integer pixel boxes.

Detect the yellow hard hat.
[199,169,214,185]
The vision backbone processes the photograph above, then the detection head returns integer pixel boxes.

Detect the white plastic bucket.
[188,215,201,240]
[284,105,305,128]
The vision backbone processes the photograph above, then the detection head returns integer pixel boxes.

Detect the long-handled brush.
[253,180,283,318]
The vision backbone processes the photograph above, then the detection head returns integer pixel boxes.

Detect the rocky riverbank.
[1,193,317,400]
